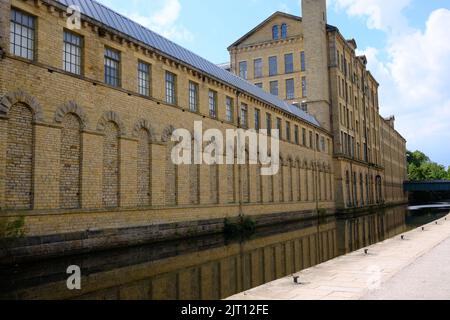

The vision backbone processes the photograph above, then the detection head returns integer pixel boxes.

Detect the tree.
[407,150,448,181]
[407,150,429,167]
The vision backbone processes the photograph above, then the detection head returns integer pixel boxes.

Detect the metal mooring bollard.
[401,235,405,240]
[364,249,369,255]
[293,275,300,284]
[422,227,425,231]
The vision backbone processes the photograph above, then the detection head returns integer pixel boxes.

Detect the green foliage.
[224,216,256,238]
[0,216,25,245]
[407,150,430,167]
[407,150,449,181]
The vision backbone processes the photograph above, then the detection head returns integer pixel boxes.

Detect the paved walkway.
[227,214,450,300]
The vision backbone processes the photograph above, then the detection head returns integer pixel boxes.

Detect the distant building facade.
[0,0,406,259]
[228,0,408,211]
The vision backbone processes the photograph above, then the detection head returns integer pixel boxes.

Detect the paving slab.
[227,214,450,300]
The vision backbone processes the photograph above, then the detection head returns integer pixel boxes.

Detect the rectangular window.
[255,109,261,131]
[302,128,307,146]
[301,76,307,98]
[165,71,177,104]
[269,56,278,76]
[239,61,247,79]
[240,104,248,128]
[316,134,320,151]
[254,58,263,78]
[277,118,282,139]
[226,97,234,122]
[266,113,272,136]
[309,131,313,149]
[10,9,35,60]
[208,90,218,119]
[284,53,294,73]
[189,81,199,112]
[294,125,299,145]
[63,30,82,75]
[255,83,263,88]
[286,121,291,142]
[300,51,306,72]
[286,78,295,100]
[321,136,326,152]
[138,61,151,96]
[270,81,279,96]
[104,47,121,87]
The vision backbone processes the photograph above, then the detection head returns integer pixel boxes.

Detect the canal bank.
[227,212,450,300]
[0,204,446,300]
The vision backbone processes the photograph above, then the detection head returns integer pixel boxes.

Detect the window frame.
[239,61,248,79]
[266,113,272,136]
[294,125,299,145]
[272,25,279,40]
[137,60,151,97]
[281,23,288,39]
[300,51,306,72]
[284,53,294,74]
[240,104,248,128]
[254,108,261,131]
[286,121,291,142]
[254,58,263,78]
[63,29,83,75]
[270,80,279,96]
[165,71,177,105]
[286,78,295,100]
[226,96,234,123]
[10,8,36,61]
[104,47,121,87]
[208,89,218,119]
[301,76,307,98]
[269,56,278,76]
[189,81,199,112]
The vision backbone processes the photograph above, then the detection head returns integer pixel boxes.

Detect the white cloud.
[330,0,412,33]
[333,1,450,166]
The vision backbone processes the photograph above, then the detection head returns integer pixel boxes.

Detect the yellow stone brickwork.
[229,0,408,210]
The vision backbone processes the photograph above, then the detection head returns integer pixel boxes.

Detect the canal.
[1,203,449,300]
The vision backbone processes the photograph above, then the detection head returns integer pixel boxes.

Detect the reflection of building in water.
[0,220,337,300]
[337,206,408,255]
[0,206,420,300]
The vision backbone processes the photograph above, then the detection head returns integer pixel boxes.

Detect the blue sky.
[96,0,450,168]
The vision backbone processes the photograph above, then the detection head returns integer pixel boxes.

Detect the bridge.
[404,181,450,192]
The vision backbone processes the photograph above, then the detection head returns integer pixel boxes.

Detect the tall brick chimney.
[301,0,331,131]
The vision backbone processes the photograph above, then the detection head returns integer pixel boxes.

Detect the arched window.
[210,164,219,204]
[281,23,288,39]
[346,171,351,207]
[360,173,364,206]
[6,103,34,210]
[288,159,293,202]
[272,25,279,40]
[103,122,120,208]
[190,145,200,205]
[60,113,82,209]
[165,139,178,206]
[297,160,302,201]
[353,172,357,207]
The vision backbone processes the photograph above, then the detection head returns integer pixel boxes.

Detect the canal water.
[0,203,449,300]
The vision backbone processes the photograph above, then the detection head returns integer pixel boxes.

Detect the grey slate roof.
[55,0,321,127]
